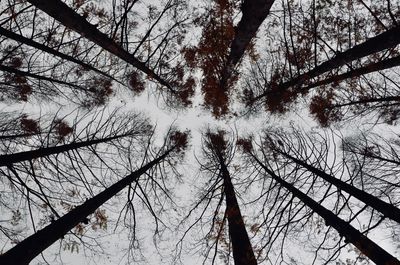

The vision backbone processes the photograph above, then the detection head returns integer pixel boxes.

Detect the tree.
[23,0,195,106]
[176,129,256,265]
[237,126,400,264]
[0,108,154,256]
[0,129,189,264]
[0,26,119,84]
[242,0,400,118]
[183,0,276,117]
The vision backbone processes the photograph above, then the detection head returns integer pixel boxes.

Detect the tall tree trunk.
[219,155,257,265]
[251,26,400,104]
[0,133,132,167]
[26,0,175,93]
[330,96,400,109]
[250,153,400,265]
[220,0,275,90]
[304,54,400,90]
[0,26,119,84]
[0,133,38,140]
[0,147,173,265]
[276,150,400,224]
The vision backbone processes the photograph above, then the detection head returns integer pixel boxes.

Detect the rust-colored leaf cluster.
[185,0,237,117]
[309,91,340,127]
[264,82,298,113]
[20,115,40,134]
[84,77,113,107]
[92,209,107,231]
[178,77,196,107]
[170,130,189,152]
[4,72,33,102]
[167,65,196,107]
[54,119,73,140]
[206,130,228,154]
[128,71,145,95]
[236,137,253,153]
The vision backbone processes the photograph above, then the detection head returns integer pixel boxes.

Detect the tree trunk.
[276,150,400,224]
[304,54,400,90]
[26,0,174,93]
[0,147,173,265]
[220,0,275,90]
[0,133,38,140]
[330,96,400,109]
[251,153,400,265]
[219,156,257,265]
[251,26,400,104]
[0,133,131,167]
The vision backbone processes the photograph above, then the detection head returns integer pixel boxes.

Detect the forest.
[0,0,400,264]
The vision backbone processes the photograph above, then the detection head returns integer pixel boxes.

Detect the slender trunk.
[0,133,38,140]
[220,0,275,89]
[0,26,119,84]
[251,26,400,104]
[219,156,257,265]
[0,133,131,167]
[346,148,400,166]
[0,148,173,265]
[0,64,89,93]
[26,0,174,93]
[276,150,400,224]
[330,96,400,109]
[304,54,400,90]
[251,153,400,265]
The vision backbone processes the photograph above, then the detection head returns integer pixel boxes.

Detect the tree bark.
[251,153,400,265]
[220,0,275,90]
[228,0,275,66]
[330,96,400,109]
[219,155,257,265]
[0,133,38,140]
[26,0,175,93]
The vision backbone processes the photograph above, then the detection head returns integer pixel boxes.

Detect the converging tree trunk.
[0,133,132,167]
[250,25,400,105]
[220,0,275,89]
[0,64,90,93]
[220,156,257,265]
[304,54,400,90]
[0,147,174,265]
[206,130,257,265]
[26,0,174,92]
[249,152,400,265]
[275,149,400,224]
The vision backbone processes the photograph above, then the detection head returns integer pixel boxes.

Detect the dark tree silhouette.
[176,129,256,265]
[237,130,400,264]
[244,25,400,110]
[0,129,188,264]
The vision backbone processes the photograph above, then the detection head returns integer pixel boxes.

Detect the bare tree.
[0,129,189,264]
[237,129,400,264]
[176,129,256,265]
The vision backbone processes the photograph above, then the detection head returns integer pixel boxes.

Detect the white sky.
[1,0,400,264]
